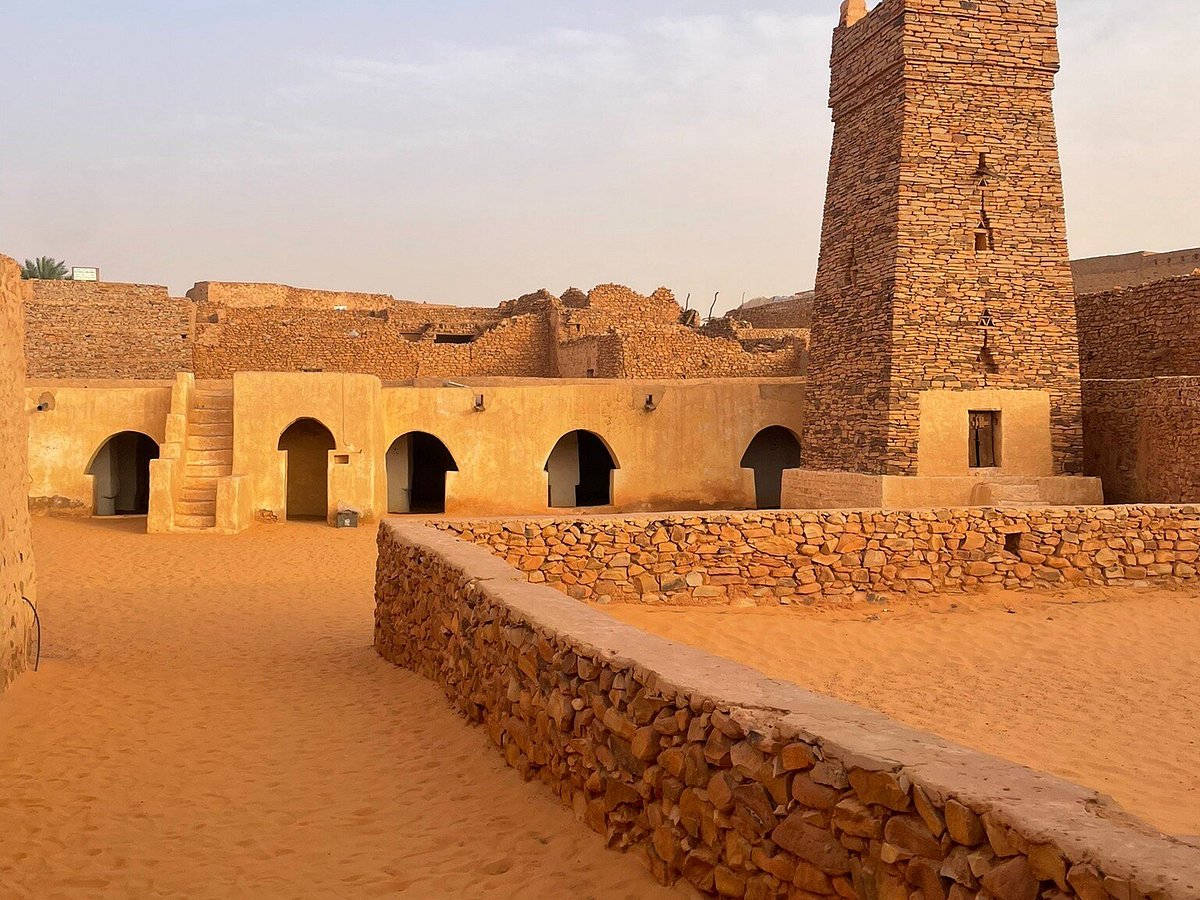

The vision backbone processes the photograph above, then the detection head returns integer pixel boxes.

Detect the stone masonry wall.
[436,505,1200,606]
[1072,248,1200,295]
[375,520,1200,899]
[1,255,35,693]
[193,307,556,379]
[806,0,1085,477]
[1083,378,1200,505]
[23,278,807,381]
[24,281,194,379]
[1077,275,1200,379]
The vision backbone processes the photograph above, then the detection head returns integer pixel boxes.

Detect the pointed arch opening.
[386,432,459,514]
[741,426,802,510]
[86,431,160,516]
[545,430,618,509]
[278,418,336,520]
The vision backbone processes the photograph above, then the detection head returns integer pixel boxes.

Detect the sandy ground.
[0,517,682,899]
[606,587,1200,837]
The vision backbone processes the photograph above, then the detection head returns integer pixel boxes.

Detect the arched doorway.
[386,432,459,514]
[741,426,802,510]
[278,418,336,520]
[87,431,160,516]
[545,430,618,508]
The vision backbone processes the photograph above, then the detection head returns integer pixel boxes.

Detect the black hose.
[22,596,40,672]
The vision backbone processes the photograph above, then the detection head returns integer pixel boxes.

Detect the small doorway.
[969,411,1000,468]
[87,432,160,516]
[278,418,336,520]
[545,430,617,508]
[386,432,458,514]
[741,426,802,510]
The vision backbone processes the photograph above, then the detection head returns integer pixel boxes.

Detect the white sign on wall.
[71,266,100,282]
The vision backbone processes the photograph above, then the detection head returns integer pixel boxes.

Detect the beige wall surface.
[209,374,805,522]
[25,381,172,515]
[916,389,1054,478]
[1,255,35,693]
[377,379,806,517]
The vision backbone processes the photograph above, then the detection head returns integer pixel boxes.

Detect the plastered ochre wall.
[228,374,806,521]
[1,255,35,692]
[28,375,806,523]
[25,381,172,515]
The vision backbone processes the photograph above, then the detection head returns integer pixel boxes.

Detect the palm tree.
[21,257,70,280]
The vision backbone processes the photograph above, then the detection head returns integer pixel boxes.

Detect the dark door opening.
[969,411,1000,468]
[87,431,160,515]
[278,418,336,520]
[740,426,802,510]
[546,430,617,508]
[386,432,458,514]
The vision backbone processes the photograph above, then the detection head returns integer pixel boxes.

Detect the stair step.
[186,464,232,478]
[187,434,233,451]
[180,492,218,506]
[175,514,217,529]
[176,499,216,516]
[188,449,233,465]
[192,410,232,424]
[190,424,233,440]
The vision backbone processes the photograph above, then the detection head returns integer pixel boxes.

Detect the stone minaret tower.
[800,0,1085,492]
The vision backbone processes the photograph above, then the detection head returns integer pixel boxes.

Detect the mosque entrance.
[386,432,458,514]
[87,431,160,516]
[741,426,803,510]
[545,430,617,508]
[278,418,336,520]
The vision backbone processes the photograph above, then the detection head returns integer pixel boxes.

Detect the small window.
[974,228,994,252]
[434,334,475,345]
[969,411,1000,468]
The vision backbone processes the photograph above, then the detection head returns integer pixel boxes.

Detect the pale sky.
[2,1,1196,313]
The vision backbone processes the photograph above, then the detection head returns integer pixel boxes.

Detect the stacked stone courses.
[1077,275,1200,379]
[436,505,1200,606]
[24,281,194,380]
[24,279,809,382]
[376,520,1200,899]
[805,0,1084,477]
[0,255,35,692]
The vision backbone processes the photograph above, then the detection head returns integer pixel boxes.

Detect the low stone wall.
[375,520,1200,898]
[436,505,1200,605]
[1,256,35,692]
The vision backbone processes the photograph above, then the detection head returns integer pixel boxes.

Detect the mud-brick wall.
[376,521,1200,899]
[1083,378,1200,504]
[1,256,35,692]
[437,506,1200,606]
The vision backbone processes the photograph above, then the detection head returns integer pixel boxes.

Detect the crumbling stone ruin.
[23,279,809,382]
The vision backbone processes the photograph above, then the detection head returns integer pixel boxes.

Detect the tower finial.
[840,0,868,27]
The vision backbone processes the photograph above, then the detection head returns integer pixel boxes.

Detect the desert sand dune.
[0,517,682,898]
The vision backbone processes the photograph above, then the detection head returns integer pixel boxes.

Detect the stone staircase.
[173,384,234,531]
